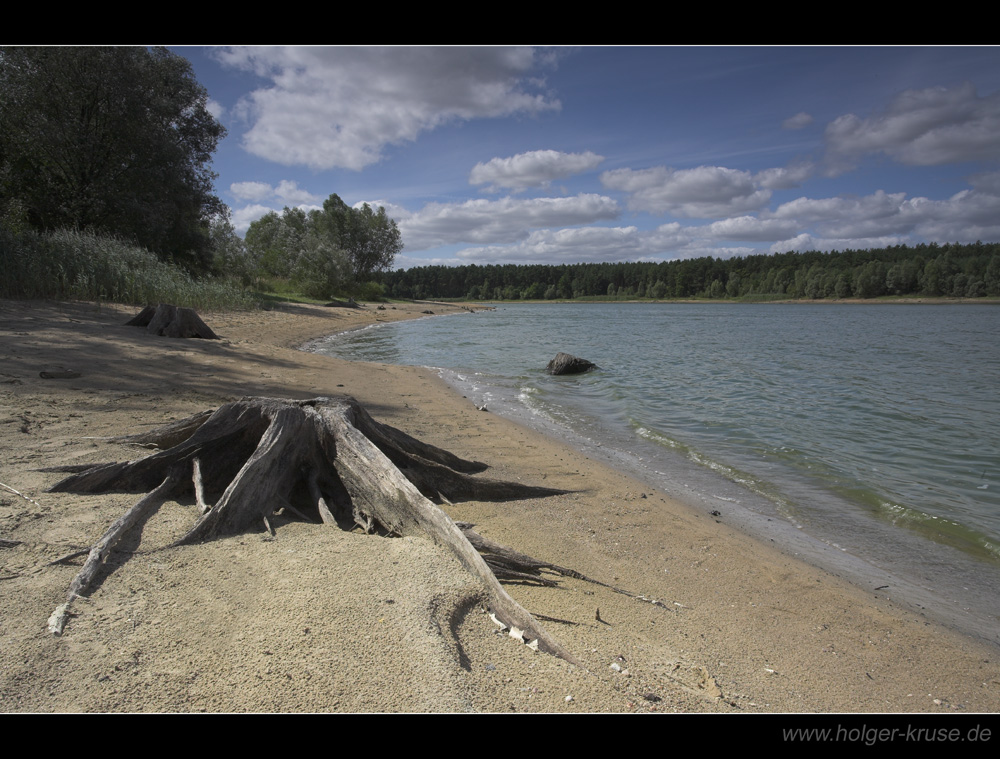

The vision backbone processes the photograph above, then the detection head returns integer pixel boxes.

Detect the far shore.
[2,297,999,713]
[464,296,1000,305]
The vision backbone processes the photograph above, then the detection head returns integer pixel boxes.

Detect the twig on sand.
[1,481,46,510]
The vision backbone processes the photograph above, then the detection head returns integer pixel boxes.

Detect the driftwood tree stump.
[45,396,581,662]
[125,304,219,339]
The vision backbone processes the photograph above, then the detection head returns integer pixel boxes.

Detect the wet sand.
[1,298,998,713]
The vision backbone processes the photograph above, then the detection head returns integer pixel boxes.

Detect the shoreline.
[2,299,999,712]
[426,362,1000,652]
[315,302,1000,650]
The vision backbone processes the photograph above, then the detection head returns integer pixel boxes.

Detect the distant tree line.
[383,242,1000,301]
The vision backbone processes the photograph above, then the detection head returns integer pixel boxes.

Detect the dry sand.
[1,298,998,713]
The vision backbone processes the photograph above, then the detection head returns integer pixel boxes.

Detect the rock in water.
[546,352,598,375]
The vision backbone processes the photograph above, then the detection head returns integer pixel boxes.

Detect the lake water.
[310,302,1000,645]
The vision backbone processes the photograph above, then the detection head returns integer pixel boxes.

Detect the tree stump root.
[46,395,586,662]
[125,304,219,339]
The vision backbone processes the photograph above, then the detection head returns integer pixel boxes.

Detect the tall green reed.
[0,228,256,310]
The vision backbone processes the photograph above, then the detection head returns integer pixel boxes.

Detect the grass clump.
[0,228,256,311]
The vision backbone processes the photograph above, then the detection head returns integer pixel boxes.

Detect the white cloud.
[766,190,917,238]
[457,226,641,264]
[398,194,619,251]
[215,46,561,171]
[825,82,1000,169]
[230,181,274,202]
[230,203,277,234]
[698,216,801,242]
[783,112,813,130]
[601,165,771,218]
[229,179,321,207]
[968,170,1000,195]
[754,162,813,190]
[353,199,413,221]
[274,180,321,206]
[763,187,1000,243]
[227,180,325,232]
[469,149,604,191]
[770,233,908,254]
[767,190,909,225]
[205,98,225,121]
[453,221,701,265]
[906,189,1000,242]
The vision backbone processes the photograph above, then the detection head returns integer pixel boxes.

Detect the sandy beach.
[1,298,999,713]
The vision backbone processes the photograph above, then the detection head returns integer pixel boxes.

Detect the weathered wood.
[308,469,337,526]
[192,458,209,515]
[112,409,215,449]
[48,471,180,635]
[126,304,219,339]
[45,396,581,662]
[457,521,671,610]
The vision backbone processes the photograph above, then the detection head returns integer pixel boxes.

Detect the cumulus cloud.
[767,190,908,224]
[457,226,641,264]
[229,179,321,207]
[770,233,908,254]
[214,46,562,171]
[453,222,701,265]
[601,165,771,217]
[398,194,619,251]
[205,98,225,121]
[905,189,1000,242]
[766,190,919,238]
[230,181,274,202]
[230,203,277,234]
[227,180,325,232]
[754,162,813,189]
[353,199,413,221]
[783,112,813,130]
[697,215,801,242]
[274,180,321,206]
[825,82,1000,170]
[967,170,1000,195]
[763,187,1000,242]
[469,149,604,191]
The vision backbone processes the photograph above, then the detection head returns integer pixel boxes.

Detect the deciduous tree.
[0,46,225,272]
[245,193,402,293]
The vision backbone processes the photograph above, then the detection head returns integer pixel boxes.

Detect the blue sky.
[178,46,1000,270]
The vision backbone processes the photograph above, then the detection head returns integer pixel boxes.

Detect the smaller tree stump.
[126,304,219,339]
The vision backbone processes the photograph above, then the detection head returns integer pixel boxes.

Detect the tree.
[245,210,299,279]
[209,212,256,286]
[0,46,225,272]
[293,232,352,299]
[246,194,402,292]
[312,194,402,281]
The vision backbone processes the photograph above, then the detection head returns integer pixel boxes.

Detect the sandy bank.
[1,299,998,713]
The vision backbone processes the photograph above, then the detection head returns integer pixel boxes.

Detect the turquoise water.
[310,302,1000,643]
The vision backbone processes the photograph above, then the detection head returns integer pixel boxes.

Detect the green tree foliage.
[0,46,225,272]
[245,193,402,296]
[310,194,402,281]
[209,213,257,286]
[244,210,299,279]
